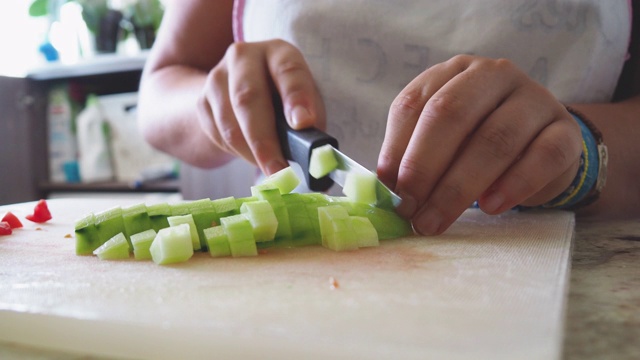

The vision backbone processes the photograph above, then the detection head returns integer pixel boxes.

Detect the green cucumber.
[170,202,192,216]
[167,214,201,251]
[252,184,293,242]
[350,216,379,247]
[212,196,239,217]
[94,206,125,252]
[188,198,219,249]
[342,171,377,205]
[220,214,258,257]
[240,200,278,242]
[309,144,338,179]
[74,213,101,255]
[130,229,157,260]
[146,202,171,231]
[318,205,359,251]
[93,232,130,260]
[149,223,194,265]
[262,166,300,194]
[203,226,231,257]
[122,203,151,249]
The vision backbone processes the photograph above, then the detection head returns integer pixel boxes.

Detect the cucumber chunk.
[188,199,218,250]
[262,166,300,194]
[149,223,194,265]
[318,205,359,251]
[212,196,239,217]
[167,214,201,251]
[309,144,338,179]
[130,229,157,260]
[146,202,171,231]
[170,202,192,216]
[342,171,377,205]
[203,226,231,257]
[220,215,258,257]
[74,213,101,255]
[94,206,125,252]
[122,203,151,249]
[350,216,379,248]
[240,200,278,242]
[93,232,130,260]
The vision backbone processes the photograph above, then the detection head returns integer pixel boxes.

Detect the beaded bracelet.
[542,106,608,209]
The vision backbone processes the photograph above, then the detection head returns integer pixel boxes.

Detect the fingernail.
[482,192,504,213]
[415,208,442,236]
[396,193,417,218]
[290,105,311,128]
[265,159,287,176]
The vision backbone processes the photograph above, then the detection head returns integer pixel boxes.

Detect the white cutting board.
[0,199,574,360]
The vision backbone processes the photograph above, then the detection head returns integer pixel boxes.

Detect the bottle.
[47,85,78,183]
[76,94,114,182]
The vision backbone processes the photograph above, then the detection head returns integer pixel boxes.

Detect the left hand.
[377,55,583,235]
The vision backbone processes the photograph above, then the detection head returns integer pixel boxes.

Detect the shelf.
[39,179,179,194]
[26,51,149,81]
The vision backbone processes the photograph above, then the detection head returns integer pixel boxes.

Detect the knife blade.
[273,96,402,210]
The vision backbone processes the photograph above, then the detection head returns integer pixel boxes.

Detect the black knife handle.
[273,95,338,191]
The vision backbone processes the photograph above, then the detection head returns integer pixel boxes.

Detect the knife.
[273,96,402,210]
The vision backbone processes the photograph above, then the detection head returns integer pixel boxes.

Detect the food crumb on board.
[64,234,72,238]
[329,276,339,290]
[35,227,42,231]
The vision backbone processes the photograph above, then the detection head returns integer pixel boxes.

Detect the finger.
[377,58,468,191]
[393,57,520,219]
[199,65,238,156]
[410,86,560,235]
[478,117,582,213]
[226,42,289,175]
[265,39,324,130]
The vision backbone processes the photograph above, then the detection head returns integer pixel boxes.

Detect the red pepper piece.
[0,221,12,235]
[1,211,23,228]
[25,199,52,223]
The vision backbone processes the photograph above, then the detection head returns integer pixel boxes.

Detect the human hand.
[377,55,583,235]
[196,39,325,175]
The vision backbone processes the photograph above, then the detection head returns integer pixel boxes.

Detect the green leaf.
[28,0,49,17]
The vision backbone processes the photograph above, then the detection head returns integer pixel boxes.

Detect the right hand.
[196,39,325,175]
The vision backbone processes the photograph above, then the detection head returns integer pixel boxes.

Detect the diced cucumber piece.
[318,205,359,251]
[170,202,192,216]
[252,184,293,241]
[220,214,258,257]
[330,198,412,239]
[262,166,300,194]
[251,183,281,201]
[309,144,338,179]
[149,223,194,265]
[212,196,239,217]
[189,199,218,250]
[350,216,379,247]
[203,226,231,257]
[240,200,278,242]
[122,203,151,250]
[146,202,171,231]
[130,229,157,260]
[342,171,377,205]
[235,196,258,208]
[94,206,125,252]
[167,214,201,251]
[93,232,130,260]
[74,213,101,255]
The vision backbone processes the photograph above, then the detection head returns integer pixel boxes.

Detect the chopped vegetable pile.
[75,167,412,265]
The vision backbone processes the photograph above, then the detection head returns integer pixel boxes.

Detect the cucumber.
[74,166,412,262]
[130,229,157,260]
[203,226,231,257]
[342,171,377,205]
[220,214,258,257]
[122,203,151,250]
[350,216,379,248]
[262,166,300,194]
[318,205,359,251]
[309,144,338,179]
[167,214,201,251]
[93,232,130,260]
[74,213,101,255]
[240,200,278,242]
[149,223,194,265]
[146,202,171,231]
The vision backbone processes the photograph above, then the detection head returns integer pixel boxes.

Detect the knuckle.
[231,85,261,108]
[225,42,251,60]
[478,123,517,160]
[390,89,425,118]
[536,135,574,169]
[220,125,245,148]
[424,91,464,121]
[274,59,307,78]
[437,180,468,204]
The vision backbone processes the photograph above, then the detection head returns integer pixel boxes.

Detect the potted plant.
[122,0,164,49]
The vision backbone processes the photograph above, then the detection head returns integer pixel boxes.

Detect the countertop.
[1,216,638,359]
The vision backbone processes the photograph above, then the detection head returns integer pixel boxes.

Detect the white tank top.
[234,0,631,173]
